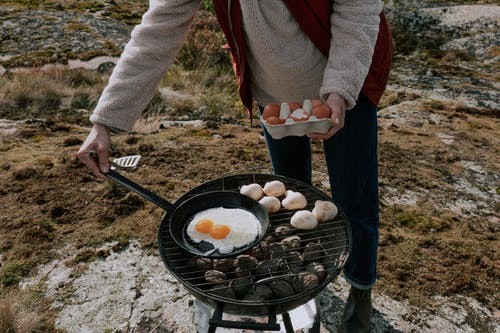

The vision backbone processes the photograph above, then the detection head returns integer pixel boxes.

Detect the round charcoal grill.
[158,173,351,329]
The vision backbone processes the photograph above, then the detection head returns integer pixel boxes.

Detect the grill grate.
[158,173,351,310]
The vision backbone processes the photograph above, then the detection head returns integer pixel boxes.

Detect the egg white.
[186,207,262,254]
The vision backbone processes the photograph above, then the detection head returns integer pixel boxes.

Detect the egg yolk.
[195,219,214,233]
[210,224,231,239]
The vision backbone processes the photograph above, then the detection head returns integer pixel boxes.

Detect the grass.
[0,1,498,330]
[0,68,103,120]
[0,8,244,125]
[0,292,41,333]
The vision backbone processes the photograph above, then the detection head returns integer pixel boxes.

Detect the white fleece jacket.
[90,0,382,132]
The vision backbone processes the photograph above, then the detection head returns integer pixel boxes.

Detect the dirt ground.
[0,93,498,329]
[0,1,499,331]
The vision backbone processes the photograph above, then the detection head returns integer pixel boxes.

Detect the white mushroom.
[282,190,307,210]
[263,180,286,197]
[259,196,281,214]
[290,210,318,230]
[240,183,264,201]
[279,102,291,119]
[312,200,338,221]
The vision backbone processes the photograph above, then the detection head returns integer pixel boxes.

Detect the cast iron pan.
[105,170,269,258]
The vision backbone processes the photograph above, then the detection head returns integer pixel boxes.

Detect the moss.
[0,262,28,287]
[395,209,427,228]
[189,129,212,137]
[62,137,83,147]
[21,219,57,243]
[65,22,93,33]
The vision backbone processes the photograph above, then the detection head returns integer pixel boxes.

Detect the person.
[78,1,392,332]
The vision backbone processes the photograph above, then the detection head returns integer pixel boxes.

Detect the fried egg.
[186,207,262,254]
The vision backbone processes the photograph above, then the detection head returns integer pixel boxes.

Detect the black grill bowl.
[158,173,351,316]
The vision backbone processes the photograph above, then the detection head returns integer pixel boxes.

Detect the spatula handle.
[106,169,175,212]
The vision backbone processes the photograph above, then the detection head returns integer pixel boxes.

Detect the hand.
[77,123,111,178]
[307,93,347,140]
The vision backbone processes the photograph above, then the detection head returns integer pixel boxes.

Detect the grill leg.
[281,312,294,333]
[207,304,223,333]
[309,298,321,333]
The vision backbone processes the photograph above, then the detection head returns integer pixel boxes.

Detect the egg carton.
[260,116,331,139]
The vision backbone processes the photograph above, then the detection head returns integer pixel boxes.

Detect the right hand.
[77,123,111,178]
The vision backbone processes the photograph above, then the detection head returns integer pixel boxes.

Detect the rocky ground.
[0,1,499,332]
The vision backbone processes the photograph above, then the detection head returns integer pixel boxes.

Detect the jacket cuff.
[89,114,134,133]
[319,87,356,110]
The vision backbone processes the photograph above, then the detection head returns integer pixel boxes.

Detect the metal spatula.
[111,155,141,170]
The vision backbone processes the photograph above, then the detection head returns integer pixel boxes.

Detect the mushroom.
[240,183,264,201]
[234,255,258,272]
[259,196,281,214]
[263,180,286,197]
[280,235,302,250]
[282,190,307,210]
[274,224,295,237]
[312,200,338,221]
[306,262,326,282]
[213,258,234,274]
[290,210,318,230]
[204,270,227,287]
[188,257,213,271]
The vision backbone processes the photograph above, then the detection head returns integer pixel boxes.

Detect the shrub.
[0,262,27,288]
[175,10,231,73]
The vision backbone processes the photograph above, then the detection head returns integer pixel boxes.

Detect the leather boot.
[338,287,372,333]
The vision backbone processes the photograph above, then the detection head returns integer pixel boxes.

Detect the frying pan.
[105,170,269,258]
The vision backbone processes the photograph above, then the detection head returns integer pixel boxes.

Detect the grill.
[158,173,351,331]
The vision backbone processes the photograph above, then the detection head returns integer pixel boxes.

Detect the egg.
[262,103,280,120]
[311,99,323,107]
[186,207,262,254]
[290,108,310,122]
[312,104,331,119]
[266,116,286,125]
[288,102,302,111]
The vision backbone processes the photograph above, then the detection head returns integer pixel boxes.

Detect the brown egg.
[266,116,286,125]
[262,103,280,120]
[312,104,331,119]
[311,99,323,108]
[288,102,302,111]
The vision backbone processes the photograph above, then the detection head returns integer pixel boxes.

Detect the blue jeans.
[260,94,379,289]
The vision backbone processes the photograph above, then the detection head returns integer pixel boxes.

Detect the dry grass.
[0,67,105,120]
[0,292,40,333]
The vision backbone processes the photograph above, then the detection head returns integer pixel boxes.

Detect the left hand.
[307,93,347,140]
